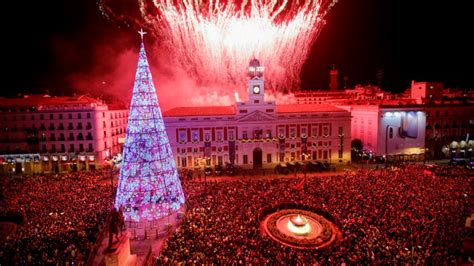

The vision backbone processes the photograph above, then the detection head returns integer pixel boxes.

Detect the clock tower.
[236,58,275,117]
[247,58,265,103]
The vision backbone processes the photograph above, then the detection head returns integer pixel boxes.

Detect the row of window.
[103,129,124,137]
[176,149,338,167]
[2,112,128,123]
[104,112,128,120]
[426,109,474,117]
[104,138,122,149]
[3,130,125,143]
[38,132,94,141]
[179,130,235,143]
[104,120,126,128]
[3,113,92,121]
[40,143,94,153]
[1,122,94,132]
[175,141,337,156]
[2,121,128,132]
[426,122,472,129]
[177,126,343,143]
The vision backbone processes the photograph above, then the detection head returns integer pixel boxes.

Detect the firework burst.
[100,0,337,95]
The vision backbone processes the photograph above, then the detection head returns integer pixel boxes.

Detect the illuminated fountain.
[287,214,311,236]
[261,209,339,249]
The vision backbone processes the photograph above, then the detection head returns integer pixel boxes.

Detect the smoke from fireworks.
[99,0,337,101]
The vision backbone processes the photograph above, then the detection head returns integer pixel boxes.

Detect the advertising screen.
[399,111,418,138]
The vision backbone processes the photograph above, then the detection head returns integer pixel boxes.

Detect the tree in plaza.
[114,30,185,222]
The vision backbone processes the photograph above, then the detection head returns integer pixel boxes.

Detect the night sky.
[4,0,473,97]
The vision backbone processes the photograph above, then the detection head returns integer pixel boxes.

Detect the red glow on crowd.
[99,0,337,97]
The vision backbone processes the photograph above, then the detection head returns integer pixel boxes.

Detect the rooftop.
[163,106,236,117]
[163,103,347,117]
[0,95,104,108]
[276,104,347,113]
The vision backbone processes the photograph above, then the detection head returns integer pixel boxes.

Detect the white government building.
[163,59,352,170]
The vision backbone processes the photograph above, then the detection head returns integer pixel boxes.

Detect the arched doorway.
[253,148,263,169]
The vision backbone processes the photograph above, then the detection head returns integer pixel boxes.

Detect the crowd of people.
[157,164,472,264]
[0,170,114,265]
[0,164,471,264]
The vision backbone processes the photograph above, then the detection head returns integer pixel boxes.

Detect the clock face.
[253,85,260,94]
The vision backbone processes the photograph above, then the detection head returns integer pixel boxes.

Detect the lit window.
[179,131,187,143]
[192,131,199,142]
[290,128,296,138]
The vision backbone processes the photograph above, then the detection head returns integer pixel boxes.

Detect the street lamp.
[385,125,395,165]
[110,162,114,200]
[110,160,118,201]
[301,153,310,175]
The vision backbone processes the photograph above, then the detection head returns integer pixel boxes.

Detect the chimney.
[329,64,338,91]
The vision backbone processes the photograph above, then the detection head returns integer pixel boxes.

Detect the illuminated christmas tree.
[115,30,185,222]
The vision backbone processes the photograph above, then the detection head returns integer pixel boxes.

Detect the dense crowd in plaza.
[157,164,472,264]
[0,170,113,265]
[0,164,471,264]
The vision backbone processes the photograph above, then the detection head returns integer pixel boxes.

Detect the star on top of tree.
[138,28,147,40]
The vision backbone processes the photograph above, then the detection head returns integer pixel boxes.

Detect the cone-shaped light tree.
[115,30,185,222]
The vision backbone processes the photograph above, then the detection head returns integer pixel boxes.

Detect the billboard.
[399,111,418,139]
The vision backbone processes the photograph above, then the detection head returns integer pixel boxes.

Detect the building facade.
[410,82,474,159]
[424,103,474,159]
[0,95,128,175]
[410,81,444,103]
[295,69,474,160]
[163,59,352,170]
[343,105,426,161]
